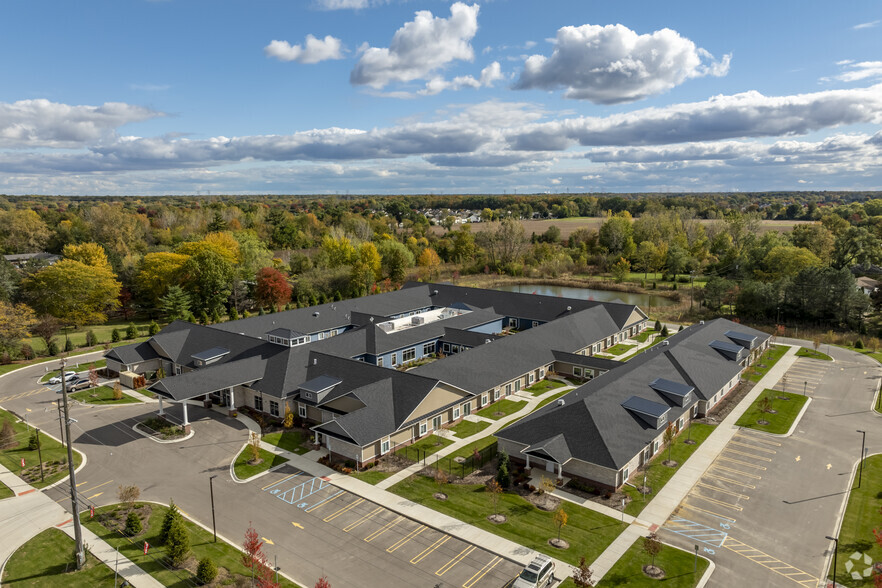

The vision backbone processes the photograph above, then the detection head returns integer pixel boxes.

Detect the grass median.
[525,379,566,396]
[349,469,393,485]
[263,430,309,455]
[744,344,788,382]
[476,398,527,420]
[621,424,715,517]
[828,454,882,587]
[590,537,709,587]
[391,474,626,567]
[2,528,115,587]
[796,347,832,361]
[0,407,82,488]
[395,434,454,462]
[0,479,13,500]
[449,419,492,439]
[70,385,140,405]
[233,446,288,480]
[735,389,808,435]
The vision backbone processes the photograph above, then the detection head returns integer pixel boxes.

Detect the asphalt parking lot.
[258,465,525,588]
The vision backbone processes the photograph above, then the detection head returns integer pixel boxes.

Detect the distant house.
[3,252,61,268]
[856,276,880,296]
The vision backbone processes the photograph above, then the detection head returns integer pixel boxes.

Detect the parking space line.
[323,497,364,522]
[690,493,743,511]
[344,506,383,532]
[696,482,750,499]
[723,448,773,461]
[364,515,403,542]
[411,536,450,564]
[305,490,344,513]
[729,441,776,454]
[734,434,781,447]
[711,464,762,479]
[387,525,426,553]
[436,545,476,576]
[723,536,819,586]
[703,473,756,489]
[676,503,736,522]
[463,556,502,588]
[262,472,302,491]
[718,456,767,470]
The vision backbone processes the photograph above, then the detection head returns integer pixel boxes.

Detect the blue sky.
[1,0,881,195]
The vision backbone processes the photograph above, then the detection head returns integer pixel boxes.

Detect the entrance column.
[157,396,165,416]
[557,463,563,480]
[525,455,530,469]
[228,387,237,417]
[182,401,191,435]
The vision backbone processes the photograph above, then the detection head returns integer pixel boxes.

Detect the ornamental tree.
[255,267,291,312]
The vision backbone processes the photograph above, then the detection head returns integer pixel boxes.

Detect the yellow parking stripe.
[411,536,450,564]
[675,503,736,522]
[722,537,818,586]
[305,491,344,513]
[702,473,755,489]
[463,556,502,588]
[436,545,476,576]
[323,497,364,522]
[729,441,776,454]
[711,464,762,479]
[723,448,773,461]
[82,480,113,493]
[718,456,767,470]
[364,515,403,542]
[262,472,300,491]
[735,435,781,447]
[689,493,743,511]
[344,507,383,532]
[387,525,426,553]
[696,482,750,499]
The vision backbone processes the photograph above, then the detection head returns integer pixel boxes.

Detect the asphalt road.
[0,356,524,588]
[660,340,882,588]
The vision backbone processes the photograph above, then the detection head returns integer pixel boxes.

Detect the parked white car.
[513,554,555,588]
[48,371,77,385]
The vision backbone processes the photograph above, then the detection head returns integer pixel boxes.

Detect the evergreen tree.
[196,557,218,585]
[126,323,138,339]
[160,500,181,544]
[165,516,190,567]
[228,307,239,321]
[124,511,143,536]
[47,339,59,355]
[85,330,98,346]
[148,322,160,336]
[64,337,74,352]
[159,286,192,322]
[111,328,121,343]
[496,449,511,488]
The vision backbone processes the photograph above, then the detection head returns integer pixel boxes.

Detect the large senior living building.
[106,282,648,465]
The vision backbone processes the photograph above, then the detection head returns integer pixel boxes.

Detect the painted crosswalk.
[664,516,728,547]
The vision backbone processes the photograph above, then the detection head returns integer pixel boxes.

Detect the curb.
[131,422,195,444]
[737,396,812,439]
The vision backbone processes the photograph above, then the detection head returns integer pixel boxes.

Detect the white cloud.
[0,99,163,149]
[514,23,731,103]
[417,62,503,95]
[350,2,480,89]
[314,0,369,9]
[264,35,344,64]
[823,60,882,83]
[854,20,880,30]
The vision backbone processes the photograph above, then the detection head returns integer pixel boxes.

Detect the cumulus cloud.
[508,83,882,150]
[350,2,479,89]
[314,0,369,9]
[417,62,504,95]
[513,23,731,103]
[823,60,882,83]
[0,99,163,149]
[265,35,344,63]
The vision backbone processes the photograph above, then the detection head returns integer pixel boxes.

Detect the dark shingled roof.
[149,356,267,401]
[551,350,623,372]
[105,340,160,365]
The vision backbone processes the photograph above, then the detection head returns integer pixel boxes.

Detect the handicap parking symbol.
[297,502,308,509]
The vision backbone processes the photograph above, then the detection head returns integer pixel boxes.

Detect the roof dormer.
[622,396,670,429]
[191,347,230,367]
[649,378,694,407]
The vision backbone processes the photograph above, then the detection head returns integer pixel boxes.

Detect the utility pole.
[60,358,86,569]
[57,403,65,444]
[689,271,695,311]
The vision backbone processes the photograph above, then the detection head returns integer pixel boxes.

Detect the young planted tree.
[643,532,662,569]
[315,576,331,588]
[0,419,17,449]
[486,479,503,517]
[89,366,99,388]
[572,556,594,588]
[663,424,676,463]
[160,499,182,544]
[117,484,140,509]
[496,449,511,488]
[113,381,123,401]
[553,507,568,541]
[759,396,773,414]
[124,511,143,536]
[242,522,278,587]
[249,431,262,463]
[165,515,191,567]
[196,557,218,585]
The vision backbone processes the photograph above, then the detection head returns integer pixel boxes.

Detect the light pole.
[826,535,838,588]
[689,271,695,311]
[856,430,866,489]
[693,544,699,573]
[804,381,807,396]
[209,475,218,542]
[60,358,86,569]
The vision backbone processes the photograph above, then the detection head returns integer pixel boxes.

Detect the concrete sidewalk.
[587,344,800,582]
[0,464,162,588]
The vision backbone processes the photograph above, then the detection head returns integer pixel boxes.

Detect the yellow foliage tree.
[0,301,37,356]
[417,248,442,281]
[23,260,121,325]
[175,232,240,265]
[63,242,111,268]
[137,252,190,305]
[358,242,382,280]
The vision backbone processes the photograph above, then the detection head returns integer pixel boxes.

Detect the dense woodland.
[2,191,882,362]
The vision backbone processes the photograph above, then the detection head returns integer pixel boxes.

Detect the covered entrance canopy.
[522,433,572,479]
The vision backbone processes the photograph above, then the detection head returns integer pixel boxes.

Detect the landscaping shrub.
[20,344,34,360]
[28,432,39,450]
[654,320,662,331]
[211,308,222,324]
[85,330,98,347]
[124,511,142,536]
[855,339,865,349]
[661,326,669,336]
[148,322,160,336]
[160,500,181,544]
[199,310,209,325]
[165,516,190,567]
[0,352,9,365]
[496,449,511,488]
[228,307,239,321]
[196,557,218,585]
[111,328,121,343]
[47,340,59,356]
[64,338,74,352]
[126,323,137,339]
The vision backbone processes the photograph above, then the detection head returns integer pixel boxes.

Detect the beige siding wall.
[324,396,364,414]
[392,428,414,446]
[327,437,361,461]
[562,459,620,489]
[404,383,469,423]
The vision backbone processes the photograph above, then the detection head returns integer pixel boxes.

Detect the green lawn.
[735,389,808,435]
[391,474,626,567]
[0,479,13,500]
[449,419,492,439]
[633,329,658,343]
[263,430,309,455]
[524,379,566,396]
[476,398,527,420]
[796,347,832,361]
[395,434,454,462]
[349,469,393,485]
[2,528,115,587]
[606,343,637,356]
[621,424,715,516]
[620,337,668,361]
[83,503,300,588]
[40,359,107,383]
[828,454,882,587]
[744,344,788,382]
[70,385,140,405]
[0,408,82,488]
[0,339,147,377]
[592,537,709,587]
[133,387,156,398]
[233,446,288,480]
[26,320,158,355]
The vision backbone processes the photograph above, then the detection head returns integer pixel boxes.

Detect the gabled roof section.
[149,356,266,401]
[725,330,757,349]
[267,327,306,338]
[709,339,745,361]
[300,375,342,395]
[649,378,694,406]
[105,340,160,365]
[621,396,670,428]
[523,434,572,465]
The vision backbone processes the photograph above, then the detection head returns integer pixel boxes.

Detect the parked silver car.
[512,554,555,588]
[48,371,77,384]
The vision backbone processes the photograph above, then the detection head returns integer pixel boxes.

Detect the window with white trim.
[574,367,582,377]
[423,342,435,355]
[318,332,325,340]
[505,383,512,395]
[494,388,500,401]
[402,348,415,362]
[419,422,427,436]
[269,401,279,417]
[432,415,442,430]
[529,373,535,384]
[254,395,263,411]
[453,406,460,419]
[298,404,307,418]
[391,353,398,366]
[443,343,451,353]
[652,440,659,455]
[622,466,630,483]
[381,439,390,454]
[509,318,518,327]
[515,380,521,392]
[481,393,488,406]
[677,417,684,430]
[692,404,698,417]
[377,356,384,367]
[175,364,182,375]
[539,368,545,378]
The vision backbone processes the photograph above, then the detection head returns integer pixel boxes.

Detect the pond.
[494,283,678,308]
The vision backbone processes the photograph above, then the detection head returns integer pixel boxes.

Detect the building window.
[494,388,500,401]
[443,343,451,354]
[403,348,415,362]
[692,404,698,417]
[318,332,325,340]
[269,401,279,417]
[433,415,442,430]
[423,342,435,355]
[391,353,398,366]
[377,356,384,368]
[529,373,535,384]
[453,406,460,420]
[515,380,521,392]
[505,383,512,395]
[298,405,307,418]
[481,393,488,406]
[652,440,659,455]
[463,402,471,416]
[622,466,630,484]
[539,368,545,379]
[174,364,182,375]
[254,395,264,411]
[677,417,684,430]
[381,439,390,454]
[574,367,583,377]
[509,318,518,328]
[419,422,427,436]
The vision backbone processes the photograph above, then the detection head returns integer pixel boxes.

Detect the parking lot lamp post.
[804,381,807,396]
[826,536,838,587]
[694,545,698,573]
[209,475,218,542]
[856,430,866,488]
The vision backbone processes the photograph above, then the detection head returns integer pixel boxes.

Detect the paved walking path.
[587,344,801,582]
[0,464,162,587]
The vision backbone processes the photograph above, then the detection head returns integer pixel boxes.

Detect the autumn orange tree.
[255,267,292,311]
[243,522,278,588]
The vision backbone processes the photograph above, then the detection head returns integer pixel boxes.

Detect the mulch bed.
[642,564,665,579]
[706,380,754,422]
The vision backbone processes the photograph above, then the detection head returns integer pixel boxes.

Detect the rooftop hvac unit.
[411,316,425,325]
[378,321,395,333]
